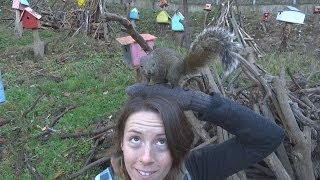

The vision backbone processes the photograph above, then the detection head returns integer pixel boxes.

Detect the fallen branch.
[59,124,115,139]
[49,105,76,127]
[0,118,11,127]
[25,153,44,180]
[21,94,46,119]
[67,156,110,179]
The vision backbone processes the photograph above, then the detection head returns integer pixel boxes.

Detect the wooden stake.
[14,10,23,37]
[32,29,45,62]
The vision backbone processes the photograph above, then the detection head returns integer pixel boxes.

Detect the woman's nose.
[139,144,154,165]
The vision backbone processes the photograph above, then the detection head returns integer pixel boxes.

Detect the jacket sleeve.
[185,93,285,180]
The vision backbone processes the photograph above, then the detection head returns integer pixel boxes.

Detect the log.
[273,68,315,180]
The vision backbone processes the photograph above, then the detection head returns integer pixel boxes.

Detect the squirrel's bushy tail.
[186,26,241,75]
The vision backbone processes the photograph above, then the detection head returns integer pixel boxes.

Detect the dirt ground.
[242,13,320,54]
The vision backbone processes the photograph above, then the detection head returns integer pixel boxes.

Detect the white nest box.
[276,6,305,24]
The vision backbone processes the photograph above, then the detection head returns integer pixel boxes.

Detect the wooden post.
[279,22,292,52]
[203,11,209,28]
[14,10,23,37]
[32,29,45,62]
[182,0,191,48]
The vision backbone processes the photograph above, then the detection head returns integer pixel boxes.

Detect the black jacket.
[185,93,285,180]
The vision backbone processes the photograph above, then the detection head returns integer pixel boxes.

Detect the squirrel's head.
[139,55,157,77]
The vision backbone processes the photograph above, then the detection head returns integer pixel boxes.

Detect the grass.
[0,24,134,178]
[0,5,319,179]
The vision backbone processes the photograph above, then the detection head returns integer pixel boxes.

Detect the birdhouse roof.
[157,10,171,19]
[282,6,302,13]
[116,34,157,45]
[131,8,139,13]
[23,7,42,19]
[20,0,30,6]
[173,11,184,19]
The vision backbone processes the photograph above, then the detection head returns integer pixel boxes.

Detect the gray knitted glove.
[126,83,213,112]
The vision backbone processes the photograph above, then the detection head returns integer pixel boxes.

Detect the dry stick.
[67,156,110,179]
[232,52,271,102]
[103,12,152,53]
[253,105,292,180]
[299,87,320,94]
[264,153,292,180]
[192,136,218,151]
[83,137,102,167]
[260,104,296,180]
[60,124,115,139]
[273,68,315,180]
[239,28,263,54]
[21,94,46,118]
[288,94,311,110]
[287,68,302,90]
[212,65,226,96]
[0,118,11,127]
[49,105,76,127]
[184,111,211,141]
[25,153,44,180]
[291,103,320,131]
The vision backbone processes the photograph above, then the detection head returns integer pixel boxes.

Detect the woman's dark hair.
[112,94,194,179]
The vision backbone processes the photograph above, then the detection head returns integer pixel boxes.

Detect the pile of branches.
[191,1,320,180]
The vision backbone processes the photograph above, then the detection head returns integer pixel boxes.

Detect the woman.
[96,83,285,180]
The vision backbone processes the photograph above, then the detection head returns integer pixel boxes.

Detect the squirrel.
[138,26,241,86]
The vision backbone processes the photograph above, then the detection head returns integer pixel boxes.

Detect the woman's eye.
[130,136,141,144]
[156,138,167,146]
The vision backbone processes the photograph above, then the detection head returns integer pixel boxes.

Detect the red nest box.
[160,0,168,8]
[262,12,270,21]
[21,7,42,29]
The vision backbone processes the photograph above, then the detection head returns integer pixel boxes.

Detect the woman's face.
[122,111,173,180]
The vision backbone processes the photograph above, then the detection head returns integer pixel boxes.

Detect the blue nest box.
[129,8,139,20]
[172,11,185,31]
[0,72,5,104]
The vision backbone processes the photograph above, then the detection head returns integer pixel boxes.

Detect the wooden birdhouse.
[156,10,171,24]
[116,34,157,66]
[129,8,139,20]
[21,7,41,29]
[276,6,305,24]
[314,6,320,14]
[12,0,29,10]
[204,3,212,11]
[172,11,184,31]
[160,0,168,8]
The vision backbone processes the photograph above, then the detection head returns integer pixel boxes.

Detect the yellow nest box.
[77,0,86,7]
